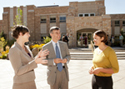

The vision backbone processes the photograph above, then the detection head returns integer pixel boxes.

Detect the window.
[40,16,46,23]
[115,21,120,26]
[90,13,95,16]
[123,21,125,26]
[50,17,56,23]
[79,14,83,17]
[84,14,89,16]
[78,13,95,17]
[60,16,66,22]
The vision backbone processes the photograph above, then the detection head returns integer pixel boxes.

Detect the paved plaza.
[0,47,125,89]
[0,59,125,89]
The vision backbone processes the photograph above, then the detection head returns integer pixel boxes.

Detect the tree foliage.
[13,7,23,25]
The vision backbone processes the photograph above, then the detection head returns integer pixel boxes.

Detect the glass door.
[77,32,93,47]
[82,32,92,46]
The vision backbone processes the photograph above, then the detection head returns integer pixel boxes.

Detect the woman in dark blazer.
[9,25,49,89]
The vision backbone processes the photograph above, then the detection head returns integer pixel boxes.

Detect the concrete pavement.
[0,47,125,89]
[0,59,125,89]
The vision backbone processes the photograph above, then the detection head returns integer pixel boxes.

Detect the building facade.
[0,0,125,47]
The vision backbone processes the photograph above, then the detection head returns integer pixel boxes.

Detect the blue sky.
[0,0,125,20]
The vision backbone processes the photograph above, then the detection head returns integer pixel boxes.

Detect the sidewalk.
[0,59,125,89]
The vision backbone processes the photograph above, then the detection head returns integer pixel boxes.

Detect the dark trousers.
[92,75,113,89]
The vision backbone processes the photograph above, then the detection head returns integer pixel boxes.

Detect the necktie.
[55,43,63,71]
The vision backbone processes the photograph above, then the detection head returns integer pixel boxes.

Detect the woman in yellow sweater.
[89,30,119,89]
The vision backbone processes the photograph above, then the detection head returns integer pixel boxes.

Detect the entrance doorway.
[77,28,97,47]
[77,32,93,47]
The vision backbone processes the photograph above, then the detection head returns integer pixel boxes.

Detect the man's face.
[50,30,61,41]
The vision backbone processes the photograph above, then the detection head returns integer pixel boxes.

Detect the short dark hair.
[94,30,108,44]
[11,25,29,39]
[49,26,60,33]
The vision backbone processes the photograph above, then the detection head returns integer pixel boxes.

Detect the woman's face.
[93,34,104,46]
[22,32,30,42]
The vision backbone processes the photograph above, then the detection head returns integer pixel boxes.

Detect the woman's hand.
[35,56,48,64]
[38,49,49,58]
[93,67,103,74]
[89,66,94,74]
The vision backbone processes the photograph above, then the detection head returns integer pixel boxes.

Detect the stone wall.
[35,6,69,15]
[67,15,111,47]
[3,7,10,39]
[35,6,69,39]
[0,20,3,32]
[68,0,105,17]
[110,14,125,35]
[27,5,36,41]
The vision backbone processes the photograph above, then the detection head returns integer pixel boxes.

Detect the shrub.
[30,44,45,50]
[0,37,7,52]
[7,39,16,47]
[0,54,7,59]
[0,49,9,59]
[43,36,51,44]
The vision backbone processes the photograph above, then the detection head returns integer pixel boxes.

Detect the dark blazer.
[9,42,37,83]
[42,41,71,86]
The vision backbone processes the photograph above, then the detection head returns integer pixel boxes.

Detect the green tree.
[7,7,23,48]
[13,7,23,25]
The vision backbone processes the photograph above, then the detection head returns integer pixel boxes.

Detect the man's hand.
[54,58,62,64]
[38,49,49,58]
[61,58,67,63]
[35,57,48,64]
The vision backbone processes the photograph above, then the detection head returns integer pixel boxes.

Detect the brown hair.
[49,26,60,33]
[94,30,107,43]
[11,25,29,39]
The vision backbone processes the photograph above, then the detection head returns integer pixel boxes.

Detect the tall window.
[60,16,66,22]
[123,21,125,26]
[40,16,46,23]
[50,17,56,23]
[115,21,120,26]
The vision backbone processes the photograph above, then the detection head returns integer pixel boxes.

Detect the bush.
[6,39,16,47]
[0,54,7,59]
[0,50,9,59]
[0,37,7,48]
[43,36,51,44]
[0,31,6,39]
[30,44,45,50]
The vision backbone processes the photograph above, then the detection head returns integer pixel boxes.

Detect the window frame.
[40,16,46,23]
[115,21,120,26]
[50,17,56,23]
[123,21,125,26]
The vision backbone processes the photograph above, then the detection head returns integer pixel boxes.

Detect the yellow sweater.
[93,46,119,77]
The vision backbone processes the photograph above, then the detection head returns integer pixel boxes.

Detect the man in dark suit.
[42,26,71,89]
